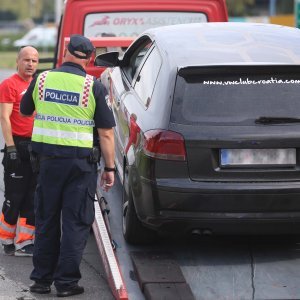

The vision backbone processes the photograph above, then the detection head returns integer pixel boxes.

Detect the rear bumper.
[146,214,300,235]
[134,178,300,234]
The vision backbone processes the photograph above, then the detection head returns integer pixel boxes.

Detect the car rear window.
[171,66,300,125]
[84,12,207,37]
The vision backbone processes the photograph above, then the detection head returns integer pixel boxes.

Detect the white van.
[13,26,57,48]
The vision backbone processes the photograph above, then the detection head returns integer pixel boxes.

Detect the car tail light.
[143,130,186,161]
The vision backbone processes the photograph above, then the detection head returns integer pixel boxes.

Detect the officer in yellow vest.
[20,34,115,297]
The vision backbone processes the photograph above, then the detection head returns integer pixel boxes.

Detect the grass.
[0,51,55,69]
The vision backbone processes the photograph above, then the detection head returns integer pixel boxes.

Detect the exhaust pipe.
[191,228,213,236]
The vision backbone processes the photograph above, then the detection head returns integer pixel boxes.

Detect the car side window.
[123,38,152,82]
[133,46,161,107]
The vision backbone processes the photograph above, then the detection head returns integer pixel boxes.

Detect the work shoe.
[57,285,84,297]
[15,244,34,257]
[30,282,51,294]
[2,244,15,256]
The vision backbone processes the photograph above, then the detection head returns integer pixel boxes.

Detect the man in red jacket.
[0,46,39,256]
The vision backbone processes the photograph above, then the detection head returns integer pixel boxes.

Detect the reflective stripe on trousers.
[15,217,35,248]
[0,213,16,244]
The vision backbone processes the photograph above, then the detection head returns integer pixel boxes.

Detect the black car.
[95,23,300,244]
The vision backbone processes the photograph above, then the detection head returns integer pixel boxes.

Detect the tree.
[277,0,293,14]
[0,10,17,21]
[39,0,55,23]
[226,0,255,16]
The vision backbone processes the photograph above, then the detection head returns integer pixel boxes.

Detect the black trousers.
[2,160,36,226]
[30,157,97,290]
[0,136,36,247]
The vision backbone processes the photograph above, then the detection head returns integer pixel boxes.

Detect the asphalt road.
[0,69,114,300]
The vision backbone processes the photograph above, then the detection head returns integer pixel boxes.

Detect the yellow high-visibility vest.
[32,71,95,149]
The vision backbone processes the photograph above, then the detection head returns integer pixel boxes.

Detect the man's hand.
[98,127,115,192]
[4,145,21,171]
[100,170,115,192]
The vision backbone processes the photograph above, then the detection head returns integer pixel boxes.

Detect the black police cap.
[68,34,95,59]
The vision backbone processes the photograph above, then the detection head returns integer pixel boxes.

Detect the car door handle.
[115,91,125,107]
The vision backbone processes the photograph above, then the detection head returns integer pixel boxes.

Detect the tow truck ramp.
[93,189,195,300]
[93,190,128,300]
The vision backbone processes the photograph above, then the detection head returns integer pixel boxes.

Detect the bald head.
[17,46,39,81]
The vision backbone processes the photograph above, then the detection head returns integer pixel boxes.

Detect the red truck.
[52,0,228,77]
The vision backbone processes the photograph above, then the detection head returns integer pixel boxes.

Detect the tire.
[122,166,156,244]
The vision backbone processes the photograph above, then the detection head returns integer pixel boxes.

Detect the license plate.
[220,149,296,167]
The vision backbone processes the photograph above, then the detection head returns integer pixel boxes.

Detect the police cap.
[68,34,95,59]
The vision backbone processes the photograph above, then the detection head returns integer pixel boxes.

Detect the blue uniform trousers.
[30,157,97,290]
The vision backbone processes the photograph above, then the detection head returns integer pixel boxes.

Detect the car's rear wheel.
[122,166,156,244]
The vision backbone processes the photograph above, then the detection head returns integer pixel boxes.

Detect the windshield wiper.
[255,116,300,124]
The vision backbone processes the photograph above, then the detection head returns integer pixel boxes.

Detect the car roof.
[144,22,300,67]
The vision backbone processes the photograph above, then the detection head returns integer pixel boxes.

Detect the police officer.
[20,35,115,297]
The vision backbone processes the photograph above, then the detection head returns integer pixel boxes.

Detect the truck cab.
[54,0,228,77]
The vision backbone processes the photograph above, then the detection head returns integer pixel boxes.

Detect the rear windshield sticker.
[203,77,300,86]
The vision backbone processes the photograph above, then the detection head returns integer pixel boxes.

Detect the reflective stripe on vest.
[82,75,93,107]
[32,71,96,149]
[38,70,50,101]
[32,127,93,143]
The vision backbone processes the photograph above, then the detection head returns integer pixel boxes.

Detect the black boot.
[30,282,51,294]
[56,284,84,297]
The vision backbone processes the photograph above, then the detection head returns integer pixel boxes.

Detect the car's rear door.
[107,36,160,174]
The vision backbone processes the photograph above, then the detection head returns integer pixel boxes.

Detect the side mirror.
[94,51,120,67]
